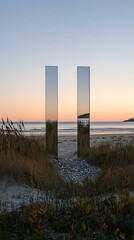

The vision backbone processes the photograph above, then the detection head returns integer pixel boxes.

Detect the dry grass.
[85,141,134,196]
[0,119,62,192]
[0,119,134,199]
[0,120,134,238]
[89,141,134,168]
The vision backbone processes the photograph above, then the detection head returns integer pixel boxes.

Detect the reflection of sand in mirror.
[46,121,58,156]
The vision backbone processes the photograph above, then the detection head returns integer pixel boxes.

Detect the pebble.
[53,154,101,184]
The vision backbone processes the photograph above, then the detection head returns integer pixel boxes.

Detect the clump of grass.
[89,141,134,168]
[0,118,63,192]
[83,141,134,196]
[0,118,25,153]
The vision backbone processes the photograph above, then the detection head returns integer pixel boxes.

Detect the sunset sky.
[0,0,134,122]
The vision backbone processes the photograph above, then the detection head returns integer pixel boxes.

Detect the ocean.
[1,121,134,136]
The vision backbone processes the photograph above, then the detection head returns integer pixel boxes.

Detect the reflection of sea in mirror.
[45,66,58,156]
[77,67,90,157]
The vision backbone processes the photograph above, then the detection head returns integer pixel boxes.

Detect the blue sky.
[0,0,134,121]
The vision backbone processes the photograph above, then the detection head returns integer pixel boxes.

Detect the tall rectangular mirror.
[45,66,58,156]
[77,66,90,157]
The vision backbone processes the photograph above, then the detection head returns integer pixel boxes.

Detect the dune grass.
[0,119,134,238]
[0,119,62,192]
[86,141,134,196]
[0,119,134,199]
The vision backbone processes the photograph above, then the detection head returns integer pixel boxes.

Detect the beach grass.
[0,119,62,192]
[85,141,134,196]
[0,119,134,199]
[0,120,134,238]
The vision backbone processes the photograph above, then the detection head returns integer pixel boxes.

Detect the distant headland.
[78,113,89,119]
[124,118,134,122]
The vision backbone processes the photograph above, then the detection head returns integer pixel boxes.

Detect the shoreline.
[58,132,134,136]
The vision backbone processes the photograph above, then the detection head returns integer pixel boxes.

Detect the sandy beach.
[59,133,134,146]
[58,133,134,160]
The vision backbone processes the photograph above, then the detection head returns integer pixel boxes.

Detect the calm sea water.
[1,121,134,135]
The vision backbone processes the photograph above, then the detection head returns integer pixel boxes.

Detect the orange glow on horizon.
[1,105,134,122]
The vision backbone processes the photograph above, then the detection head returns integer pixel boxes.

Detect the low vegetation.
[0,194,134,239]
[0,119,134,239]
[0,119,62,192]
[1,119,133,199]
[88,142,134,196]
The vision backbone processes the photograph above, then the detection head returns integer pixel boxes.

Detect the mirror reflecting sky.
[77,67,90,117]
[45,66,58,121]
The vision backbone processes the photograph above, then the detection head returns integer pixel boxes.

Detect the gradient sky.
[45,66,58,121]
[77,67,90,117]
[0,0,134,121]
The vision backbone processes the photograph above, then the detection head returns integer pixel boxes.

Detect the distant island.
[124,118,134,122]
[78,113,89,118]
